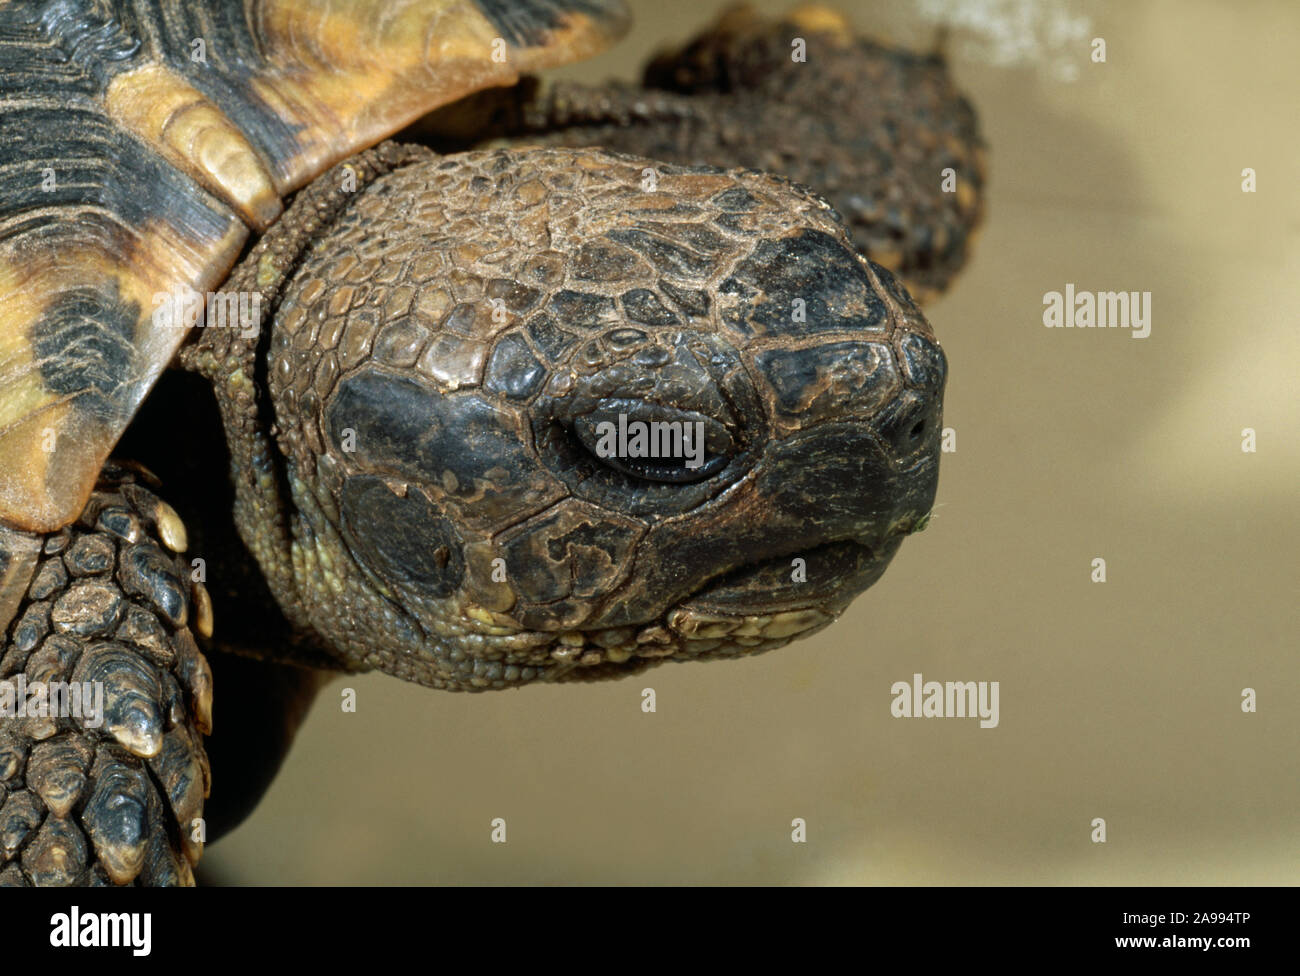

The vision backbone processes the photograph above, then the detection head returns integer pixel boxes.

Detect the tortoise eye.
[571,398,732,484]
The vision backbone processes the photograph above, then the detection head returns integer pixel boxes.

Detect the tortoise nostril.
[876,390,939,457]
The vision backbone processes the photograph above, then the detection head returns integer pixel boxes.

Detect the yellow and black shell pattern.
[0,0,629,533]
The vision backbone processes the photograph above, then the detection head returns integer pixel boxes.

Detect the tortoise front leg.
[0,463,211,886]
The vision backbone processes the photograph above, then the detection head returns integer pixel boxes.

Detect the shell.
[0,0,630,532]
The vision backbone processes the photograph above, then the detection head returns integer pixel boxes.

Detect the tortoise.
[0,0,983,885]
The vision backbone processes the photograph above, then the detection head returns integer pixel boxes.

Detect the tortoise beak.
[677,537,899,617]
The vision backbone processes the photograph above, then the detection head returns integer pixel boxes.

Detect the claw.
[191,580,214,639]
[20,816,88,887]
[81,751,150,885]
[25,737,92,818]
[72,644,165,759]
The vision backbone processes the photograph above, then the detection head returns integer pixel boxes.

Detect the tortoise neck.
[179,142,431,667]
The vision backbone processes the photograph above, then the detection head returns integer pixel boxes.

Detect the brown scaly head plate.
[0,0,630,533]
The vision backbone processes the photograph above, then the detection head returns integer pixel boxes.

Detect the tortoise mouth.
[541,538,891,683]
[680,538,884,616]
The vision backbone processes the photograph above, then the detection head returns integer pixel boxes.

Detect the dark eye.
[571,398,733,484]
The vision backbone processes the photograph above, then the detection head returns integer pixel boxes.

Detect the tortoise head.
[247,146,944,689]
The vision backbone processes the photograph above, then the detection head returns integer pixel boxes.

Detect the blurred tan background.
[205,0,1300,884]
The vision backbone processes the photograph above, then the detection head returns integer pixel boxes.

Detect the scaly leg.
[0,462,211,886]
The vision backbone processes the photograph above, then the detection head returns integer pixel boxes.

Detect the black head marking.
[719,229,888,337]
[340,476,464,596]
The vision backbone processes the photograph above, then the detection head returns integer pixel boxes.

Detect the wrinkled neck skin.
[180,144,428,676]
[188,332,466,682]
[186,285,474,688]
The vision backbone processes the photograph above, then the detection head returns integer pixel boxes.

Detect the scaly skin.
[0,463,211,886]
